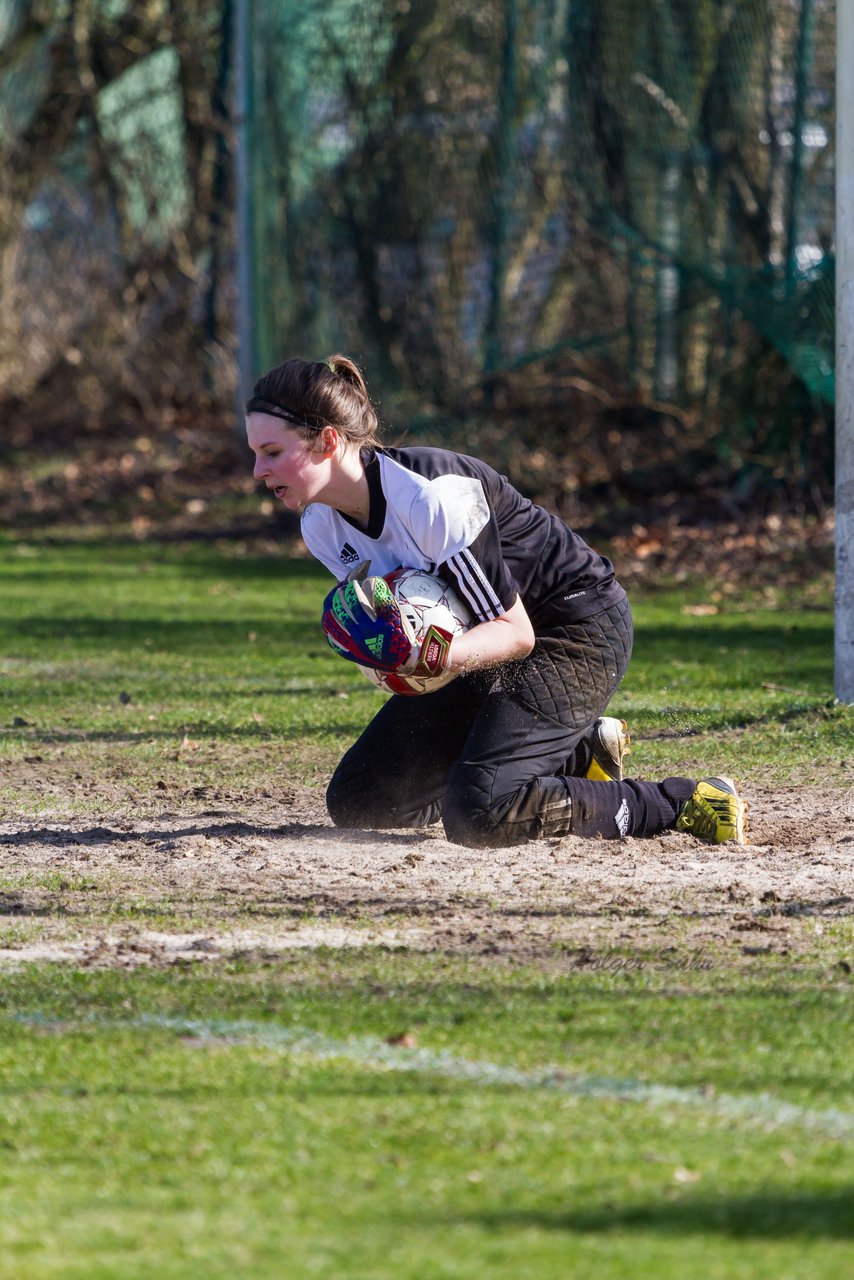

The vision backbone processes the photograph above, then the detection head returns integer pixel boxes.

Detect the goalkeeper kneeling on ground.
[246,354,747,850]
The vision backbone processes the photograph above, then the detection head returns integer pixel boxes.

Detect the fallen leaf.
[386,1032,417,1049]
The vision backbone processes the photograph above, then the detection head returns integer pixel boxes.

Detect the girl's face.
[247,413,333,511]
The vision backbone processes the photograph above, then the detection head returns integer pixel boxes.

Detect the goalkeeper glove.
[321,561,414,671]
[321,562,454,680]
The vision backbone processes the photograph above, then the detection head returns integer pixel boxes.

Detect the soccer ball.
[362,568,472,696]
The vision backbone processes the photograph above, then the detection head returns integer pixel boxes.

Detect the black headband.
[246,395,319,430]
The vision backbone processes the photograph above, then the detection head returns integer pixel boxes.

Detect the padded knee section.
[326,757,403,829]
[326,766,373,829]
[443,773,574,849]
[327,760,445,831]
[441,789,494,849]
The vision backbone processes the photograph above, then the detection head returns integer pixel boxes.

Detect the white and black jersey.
[301,446,624,627]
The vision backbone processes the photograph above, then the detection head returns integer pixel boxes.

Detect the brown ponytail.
[248,355,381,447]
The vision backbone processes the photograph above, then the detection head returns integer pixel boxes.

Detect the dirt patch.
[2,783,852,970]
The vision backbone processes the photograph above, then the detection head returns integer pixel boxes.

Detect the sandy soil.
[2,782,853,971]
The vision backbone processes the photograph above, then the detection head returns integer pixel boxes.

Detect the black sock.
[564,777,696,839]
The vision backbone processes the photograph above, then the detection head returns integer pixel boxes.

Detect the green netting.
[96,47,191,247]
[247,0,834,438]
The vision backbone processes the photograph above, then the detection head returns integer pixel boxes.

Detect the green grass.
[1,958,852,1280]
[0,532,848,811]
[623,583,845,780]
[1,536,370,739]
[1,533,853,1278]
[0,535,387,810]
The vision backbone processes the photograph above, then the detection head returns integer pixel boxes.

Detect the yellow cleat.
[585,717,631,783]
[675,777,748,845]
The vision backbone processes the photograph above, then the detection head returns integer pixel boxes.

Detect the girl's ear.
[315,425,339,458]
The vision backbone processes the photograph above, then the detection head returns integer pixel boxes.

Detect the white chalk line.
[13,1012,854,1142]
[0,925,431,970]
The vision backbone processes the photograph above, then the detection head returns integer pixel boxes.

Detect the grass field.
[1,532,852,1279]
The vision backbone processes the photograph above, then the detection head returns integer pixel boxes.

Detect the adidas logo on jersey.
[339,542,360,565]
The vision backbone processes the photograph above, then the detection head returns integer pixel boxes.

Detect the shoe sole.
[586,717,631,783]
[713,776,749,845]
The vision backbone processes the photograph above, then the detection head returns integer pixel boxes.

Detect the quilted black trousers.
[326,594,692,848]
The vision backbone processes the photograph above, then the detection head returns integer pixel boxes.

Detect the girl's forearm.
[445,596,535,675]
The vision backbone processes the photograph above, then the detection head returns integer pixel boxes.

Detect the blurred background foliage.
[0,0,836,532]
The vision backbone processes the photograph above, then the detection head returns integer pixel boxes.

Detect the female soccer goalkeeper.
[247,354,746,849]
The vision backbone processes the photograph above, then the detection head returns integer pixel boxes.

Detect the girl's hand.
[322,561,456,681]
[322,562,415,671]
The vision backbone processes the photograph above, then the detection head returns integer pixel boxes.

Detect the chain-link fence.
[0,1,232,440]
[248,0,835,502]
[1,0,836,511]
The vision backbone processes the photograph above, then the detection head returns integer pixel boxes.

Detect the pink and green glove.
[321,561,453,680]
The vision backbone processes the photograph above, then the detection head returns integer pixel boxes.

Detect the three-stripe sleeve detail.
[447,549,506,621]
